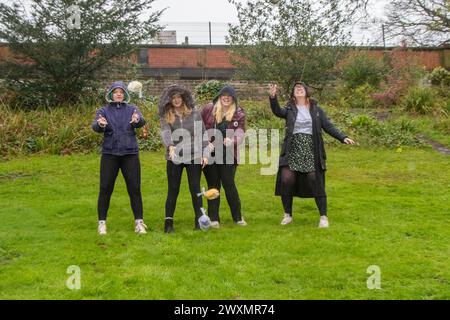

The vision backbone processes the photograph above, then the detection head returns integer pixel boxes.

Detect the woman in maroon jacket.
[201,86,247,228]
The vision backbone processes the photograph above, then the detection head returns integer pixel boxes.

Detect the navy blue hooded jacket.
[92,81,146,155]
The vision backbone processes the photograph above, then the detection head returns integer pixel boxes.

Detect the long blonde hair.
[165,102,192,125]
[213,99,236,124]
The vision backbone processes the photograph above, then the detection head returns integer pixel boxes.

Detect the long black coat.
[270,96,347,198]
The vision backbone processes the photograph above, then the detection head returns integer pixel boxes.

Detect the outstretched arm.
[268,83,287,119]
[320,108,355,144]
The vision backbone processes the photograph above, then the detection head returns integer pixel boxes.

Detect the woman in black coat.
[268,82,355,228]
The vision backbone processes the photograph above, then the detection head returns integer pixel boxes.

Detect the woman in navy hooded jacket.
[92,81,147,235]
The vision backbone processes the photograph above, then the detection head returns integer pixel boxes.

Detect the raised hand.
[130,109,140,124]
[268,83,277,98]
[97,115,108,128]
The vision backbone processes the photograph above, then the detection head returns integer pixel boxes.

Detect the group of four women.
[92,80,354,235]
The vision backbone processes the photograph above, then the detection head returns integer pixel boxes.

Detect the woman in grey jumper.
[159,84,209,233]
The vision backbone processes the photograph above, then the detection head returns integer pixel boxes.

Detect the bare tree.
[385,0,449,46]
[227,0,370,95]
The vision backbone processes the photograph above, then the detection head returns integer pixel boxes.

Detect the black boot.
[194,215,201,230]
[164,218,174,233]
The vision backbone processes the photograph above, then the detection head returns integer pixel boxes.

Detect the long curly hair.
[158,84,195,125]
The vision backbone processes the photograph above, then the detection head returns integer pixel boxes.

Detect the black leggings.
[203,164,242,222]
[165,161,203,221]
[97,154,143,221]
[280,167,327,216]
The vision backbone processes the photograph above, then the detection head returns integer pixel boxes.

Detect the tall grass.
[2,98,449,160]
[402,87,438,115]
[0,101,162,159]
[0,103,98,158]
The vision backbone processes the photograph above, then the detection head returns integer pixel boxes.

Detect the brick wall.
[141,46,448,100]
[2,43,447,72]
[147,46,235,69]
[382,49,442,70]
[148,48,199,68]
[1,43,448,100]
[205,48,235,68]
[144,45,448,71]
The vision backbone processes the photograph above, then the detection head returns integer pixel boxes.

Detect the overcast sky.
[152,0,242,23]
[152,0,389,23]
[4,0,393,45]
[150,0,391,45]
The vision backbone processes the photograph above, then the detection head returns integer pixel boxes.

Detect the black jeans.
[165,161,203,222]
[280,167,327,216]
[97,154,143,221]
[203,164,242,222]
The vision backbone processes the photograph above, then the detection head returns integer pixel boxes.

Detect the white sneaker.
[210,221,220,229]
[280,214,293,225]
[98,221,107,235]
[236,218,247,226]
[318,216,329,228]
[135,220,148,234]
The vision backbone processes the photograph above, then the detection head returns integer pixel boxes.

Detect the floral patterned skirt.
[288,133,315,173]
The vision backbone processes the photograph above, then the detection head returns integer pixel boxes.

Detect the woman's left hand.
[130,110,140,124]
[344,137,355,145]
[201,157,208,168]
[224,137,233,147]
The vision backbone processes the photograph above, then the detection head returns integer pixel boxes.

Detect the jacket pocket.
[280,137,289,157]
[103,132,113,150]
[124,132,138,151]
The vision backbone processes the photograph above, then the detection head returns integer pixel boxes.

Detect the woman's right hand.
[207,142,215,153]
[168,145,176,160]
[97,115,108,128]
[268,83,277,98]
[201,157,208,169]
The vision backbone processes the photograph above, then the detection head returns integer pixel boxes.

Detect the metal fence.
[156,21,402,47]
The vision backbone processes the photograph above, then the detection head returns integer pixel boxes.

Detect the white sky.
[152,0,388,23]
[5,0,394,45]
[152,0,242,23]
[151,0,392,45]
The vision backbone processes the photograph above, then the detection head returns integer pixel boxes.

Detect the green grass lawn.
[0,146,449,299]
